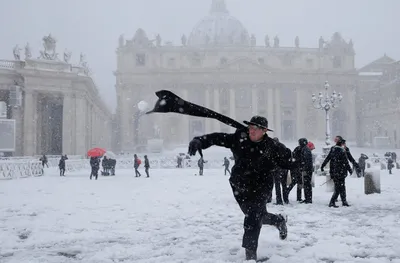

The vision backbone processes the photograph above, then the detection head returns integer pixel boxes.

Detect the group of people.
[133,154,150,177]
[89,156,117,180]
[187,114,371,261]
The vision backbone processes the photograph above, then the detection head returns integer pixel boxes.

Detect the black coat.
[358,156,368,169]
[299,145,313,173]
[321,146,352,179]
[90,157,100,170]
[194,127,292,191]
[144,158,150,168]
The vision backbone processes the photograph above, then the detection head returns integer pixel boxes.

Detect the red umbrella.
[87,147,106,157]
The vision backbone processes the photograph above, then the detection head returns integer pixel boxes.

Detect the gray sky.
[1,0,399,112]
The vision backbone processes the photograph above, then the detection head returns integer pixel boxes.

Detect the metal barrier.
[0,160,44,180]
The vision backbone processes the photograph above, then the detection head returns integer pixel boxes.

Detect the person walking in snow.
[388,157,394,174]
[58,155,68,176]
[90,156,100,180]
[133,154,141,177]
[358,154,368,177]
[223,157,231,175]
[198,157,206,176]
[144,155,150,177]
[321,138,352,207]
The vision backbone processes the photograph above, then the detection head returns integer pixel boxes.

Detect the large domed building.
[188,0,250,47]
[114,0,358,152]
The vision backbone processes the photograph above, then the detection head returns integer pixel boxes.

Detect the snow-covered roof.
[358,72,383,76]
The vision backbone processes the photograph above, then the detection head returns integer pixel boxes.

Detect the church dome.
[188,0,250,47]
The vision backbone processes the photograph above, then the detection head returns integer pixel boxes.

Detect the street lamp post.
[312,81,343,155]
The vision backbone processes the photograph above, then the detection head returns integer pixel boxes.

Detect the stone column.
[86,103,91,151]
[62,93,73,155]
[75,94,87,156]
[229,88,236,132]
[251,86,258,115]
[267,88,275,134]
[205,87,212,133]
[92,108,97,147]
[274,87,282,138]
[213,87,220,131]
[296,87,305,138]
[36,97,42,155]
[11,106,23,156]
[23,90,37,156]
[347,88,357,141]
[39,100,49,154]
[120,90,131,151]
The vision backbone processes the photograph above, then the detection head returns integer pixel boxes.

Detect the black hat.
[298,138,308,146]
[243,116,273,131]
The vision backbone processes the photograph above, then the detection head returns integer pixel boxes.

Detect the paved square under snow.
[1,168,400,263]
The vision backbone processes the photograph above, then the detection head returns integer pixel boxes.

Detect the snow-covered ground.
[1,167,400,263]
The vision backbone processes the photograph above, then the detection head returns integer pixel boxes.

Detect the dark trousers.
[303,171,313,203]
[135,168,141,177]
[359,167,365,177]
[224,166,231,175]
[286,169,303,201]
[90,168,98,180]
[274,170,288,204]
[59,167,65,176]
[145,167,149,177]
[330,177,347,204]
[199,167,203,176]
[230,180,280,251]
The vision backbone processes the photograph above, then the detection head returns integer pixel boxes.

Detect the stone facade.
[114,0,358,152]
[356,55,400,148]
[0,35,112,156]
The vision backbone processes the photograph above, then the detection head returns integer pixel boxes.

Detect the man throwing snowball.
[188,116,292,261]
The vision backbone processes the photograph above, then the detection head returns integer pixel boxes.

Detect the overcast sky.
[1,0,399,112]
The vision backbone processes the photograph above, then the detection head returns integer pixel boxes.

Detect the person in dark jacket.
[391,152,397,163]
[321,139,352,207]
[271,137,289,205]
[102,156,110,175]
[40,154,48,168]
[333,136,360,173]
[144,155,150,177]
[298,138,313,204]
[109,158,116,175]
[358,154,368,177]
[223,157,231,175]
[188,116,290,261]
[133,154,141,177]
[58,155,68,176]
[387,157,394,174]
[285,145,303,203]
[198,157,206,175]
[90,157,100,180]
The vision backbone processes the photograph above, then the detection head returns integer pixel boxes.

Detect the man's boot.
[342,201,350,207]
[329,201,339,208]
[276,214,287,240]
[245,249,257,261]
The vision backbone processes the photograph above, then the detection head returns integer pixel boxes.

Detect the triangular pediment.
[217,57,276,72]
[359,54,396,72]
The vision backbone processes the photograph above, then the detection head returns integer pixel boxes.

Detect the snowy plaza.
[1,164,399,263]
